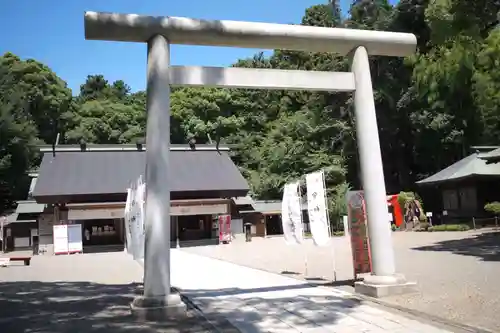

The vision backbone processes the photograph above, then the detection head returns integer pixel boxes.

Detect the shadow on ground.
[180,284,361,331]
[412,231,500,261]
[0,281,219,333]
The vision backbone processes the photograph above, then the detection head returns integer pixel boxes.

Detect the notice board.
[67,224,83,254]
[53,225,69,255]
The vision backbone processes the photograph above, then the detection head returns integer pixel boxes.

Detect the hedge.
[428,224,470,232]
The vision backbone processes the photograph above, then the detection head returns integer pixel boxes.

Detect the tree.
[0,52,73,145]
[0,61,38,213]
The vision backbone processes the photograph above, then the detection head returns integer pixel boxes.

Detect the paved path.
[171,250,455,333]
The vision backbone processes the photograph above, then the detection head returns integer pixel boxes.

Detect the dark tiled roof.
[33,150,249,200]
[417,153,500,185]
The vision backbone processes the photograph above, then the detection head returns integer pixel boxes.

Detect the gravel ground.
[0,251,237,333]
[183,230,500,332]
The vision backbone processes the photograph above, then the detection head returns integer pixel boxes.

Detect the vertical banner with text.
[218,215,231,243]
[306,171,330,246]
[346,190,372,276]
[281,182,304,245]
[124,176,146,261]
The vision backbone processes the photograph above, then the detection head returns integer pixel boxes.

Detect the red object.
[347,191,372,276]
[387,195,403,227]
[218,216,224,241]
[218,215,232,243]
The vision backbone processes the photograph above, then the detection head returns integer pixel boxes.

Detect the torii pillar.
[84,11,418,319]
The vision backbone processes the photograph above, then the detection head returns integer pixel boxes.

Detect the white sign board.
[53,225,69,255]
[281,182,304,245]
[306,171,330,246]
[342,215,349,237]
[426,212,433,217]
[67,224,83,253]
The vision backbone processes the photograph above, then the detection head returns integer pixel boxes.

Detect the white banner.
[124,188,132,254]
[125,177,146,260]
[306,171,330,246]
[281,182,304,245]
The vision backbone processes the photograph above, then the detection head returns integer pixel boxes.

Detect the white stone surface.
[171,249,452,333]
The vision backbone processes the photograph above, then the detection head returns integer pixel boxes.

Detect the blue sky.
[0,0,395,94]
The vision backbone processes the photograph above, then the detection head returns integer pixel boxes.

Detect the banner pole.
[321,170,337,282]
[298,183,308,277]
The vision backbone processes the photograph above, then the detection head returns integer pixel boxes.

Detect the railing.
[471,216,500,230]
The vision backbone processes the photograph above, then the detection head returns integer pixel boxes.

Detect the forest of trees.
[1,0,500,216]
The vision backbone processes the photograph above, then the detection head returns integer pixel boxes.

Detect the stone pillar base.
[355,274,417,298]
[131,292,187,321]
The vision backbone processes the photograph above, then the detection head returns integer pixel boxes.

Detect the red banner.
[346,191,372,276]
[218,215,232,243]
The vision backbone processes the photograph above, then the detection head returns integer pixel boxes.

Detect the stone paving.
[183,230,500,332]
[0,250,233,333]
[171,249,460,332]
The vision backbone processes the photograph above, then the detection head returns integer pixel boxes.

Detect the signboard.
[67,224,83,254]
[218,215,231,243]
[346,191,372,276]
[68,208,124,220]
[342,216,349,237]
[306,171,330,246]
[53,225,69,255]
[38,214,54,236]
[281,182,304,245]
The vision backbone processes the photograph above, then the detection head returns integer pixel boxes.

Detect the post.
[131,34,186,319]
[351,46,414,296]
[495,216,498,229]
[472,217,476,230]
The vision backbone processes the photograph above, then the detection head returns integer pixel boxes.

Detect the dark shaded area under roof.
[417,153,500,185]
[33,149,249,204]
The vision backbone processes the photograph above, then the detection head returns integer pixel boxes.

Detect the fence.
[471,217,500,230]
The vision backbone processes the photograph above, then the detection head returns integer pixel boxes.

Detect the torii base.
[131,293,187,321]
[355,274,418,298]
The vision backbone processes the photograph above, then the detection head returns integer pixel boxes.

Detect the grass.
[428,224,470,232]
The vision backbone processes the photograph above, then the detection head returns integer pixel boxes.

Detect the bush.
[484,202,500,215]
[391,223,397,231]
[333,231,345,237]
[428,224,470,232]
[397,191,427,222]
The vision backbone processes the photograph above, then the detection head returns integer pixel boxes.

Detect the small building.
[31,144,249,253]
[1,173,46,252]
[241,200,309,237]
[416,147,500,221]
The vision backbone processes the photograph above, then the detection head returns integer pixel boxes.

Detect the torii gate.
[84,12,417,319]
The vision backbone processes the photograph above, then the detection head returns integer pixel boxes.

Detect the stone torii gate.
[84,11,417,319]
